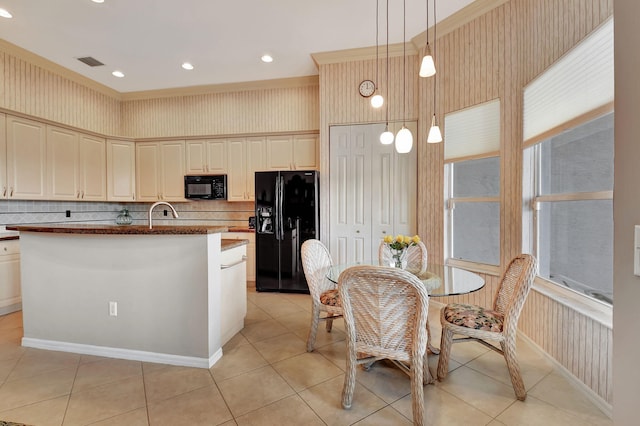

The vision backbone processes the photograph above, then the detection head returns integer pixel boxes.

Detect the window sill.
[445,258,501,276]
[533,276,612,328]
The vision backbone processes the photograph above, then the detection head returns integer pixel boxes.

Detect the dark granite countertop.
[0,230,20,241]
[221,238,249,251]
[226,227,255,233]
[6,224,229,235]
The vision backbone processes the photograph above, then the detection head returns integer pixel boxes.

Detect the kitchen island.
[7,224,248,368]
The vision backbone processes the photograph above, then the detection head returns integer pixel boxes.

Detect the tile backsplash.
[0,200,254,228]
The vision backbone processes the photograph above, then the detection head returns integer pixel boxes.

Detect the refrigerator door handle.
[274,177,281,240]
[278,176,285,240]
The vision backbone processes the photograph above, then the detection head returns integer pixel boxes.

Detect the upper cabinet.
[265,134,318,170]
[186,139,227,175]
[5,116,46,200]
[0,114,6,199]
[227,137,265,202]
[1,112,316,204]
[136,140,186,202]
[46,126,106,201]
[107,139,136,201]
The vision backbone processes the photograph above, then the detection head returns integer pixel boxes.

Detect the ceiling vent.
[76,56,104,67]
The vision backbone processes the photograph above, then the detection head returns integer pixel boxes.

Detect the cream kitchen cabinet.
[136,140,186,202]
[107,139,136,201]
[46,126,107,201]
[223,232,256,282]
[6,115,47,200]
[186,139,227,175]
[0,239,21,315]
[0,114,5,199]
[266,134,318,170]
[219,244,247,345]
[227,137,265,202]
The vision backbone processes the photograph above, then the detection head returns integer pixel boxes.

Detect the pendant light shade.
[395,0,413,154]
[419,0,436,78]
[419,44,436,77]
[380,124,394,144]
[395,126,413,153]
[427,114,442,143]
[371,94,384,108]
[371,0,384,109]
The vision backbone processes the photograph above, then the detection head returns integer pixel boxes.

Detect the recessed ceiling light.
[91,0,105,4]
[181,62,194,70]
[112,70,124,78]
[261,54,274,63]
[0,8,13,18]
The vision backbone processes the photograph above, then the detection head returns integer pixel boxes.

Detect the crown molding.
[311,43,416,67]
[120,75,319,101]
[412,0,509,47]
[0,38,122,100]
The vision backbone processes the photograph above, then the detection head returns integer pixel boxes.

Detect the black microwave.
[184,175,227,200]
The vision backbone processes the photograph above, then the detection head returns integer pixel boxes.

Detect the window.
[445,157,500,265]
[443,99,501,267]
[522,18,614,305]
[524,112,613,304]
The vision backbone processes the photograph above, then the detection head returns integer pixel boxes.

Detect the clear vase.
[390,250,407,269]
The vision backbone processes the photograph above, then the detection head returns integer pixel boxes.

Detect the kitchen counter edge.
[6,224,229,235]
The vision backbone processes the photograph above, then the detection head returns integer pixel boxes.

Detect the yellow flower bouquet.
[383,234,420,268]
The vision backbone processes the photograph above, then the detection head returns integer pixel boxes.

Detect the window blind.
[523,18,614,142]
[444,98,500,161]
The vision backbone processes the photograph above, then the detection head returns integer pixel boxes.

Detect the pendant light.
[395,0,413,154]
[380,0,394,144]
[371,0,384,109]
[419,0,436,78]
[427,0,442,143]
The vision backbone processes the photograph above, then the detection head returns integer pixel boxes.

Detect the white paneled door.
[329,123,417,264]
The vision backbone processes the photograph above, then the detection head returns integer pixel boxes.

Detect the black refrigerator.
[255,170,319,293]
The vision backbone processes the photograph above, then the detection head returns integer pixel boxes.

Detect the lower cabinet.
[219,244,247,346]
[0,239,20,315]
[223,232,255,282]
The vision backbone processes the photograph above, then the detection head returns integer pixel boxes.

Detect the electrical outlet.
[109,301,118,317]
[66,210,71,218]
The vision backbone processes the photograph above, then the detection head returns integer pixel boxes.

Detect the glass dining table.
[327,262,485,296]
[326,261,486,353]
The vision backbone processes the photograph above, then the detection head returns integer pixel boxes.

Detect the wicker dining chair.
[339,265,431,426]
[436,254,537,401]
[300,239,342,352]
[378,240,428,274]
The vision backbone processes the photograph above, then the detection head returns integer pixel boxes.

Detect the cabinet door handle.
[2,187,5,197]
[9,187,13,197]
[221,255,248,269]
[133,192,136,200]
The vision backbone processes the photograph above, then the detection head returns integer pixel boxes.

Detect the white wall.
[613,1,640,423]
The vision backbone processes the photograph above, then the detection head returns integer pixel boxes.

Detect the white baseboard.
[517,332,613,418]
[0,302,22,316]
[22,337,224,369]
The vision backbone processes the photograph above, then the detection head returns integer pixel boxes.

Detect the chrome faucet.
[148,201,179,229]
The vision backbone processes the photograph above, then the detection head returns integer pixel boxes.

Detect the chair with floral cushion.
[436,254,537,400]
[301,239,342,352]
[339,265,431,426]
[378,239,428,274]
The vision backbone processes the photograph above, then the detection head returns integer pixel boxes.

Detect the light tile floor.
[0,288,613,425]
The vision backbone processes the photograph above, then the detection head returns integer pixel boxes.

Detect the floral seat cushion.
[443,303,504,332]
[320,289,341,307]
